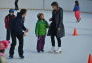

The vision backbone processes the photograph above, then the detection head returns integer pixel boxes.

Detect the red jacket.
[0,40,10,50]
[4,14,15,29]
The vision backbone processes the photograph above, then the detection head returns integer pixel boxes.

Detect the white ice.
[0,9,92,63]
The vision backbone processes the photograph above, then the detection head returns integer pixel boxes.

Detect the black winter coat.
[11,13,26,35]
[48,7,65,38]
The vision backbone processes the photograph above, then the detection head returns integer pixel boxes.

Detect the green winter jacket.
[35,20,49,36]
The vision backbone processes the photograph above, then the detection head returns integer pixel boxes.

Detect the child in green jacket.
[35,13,48,53]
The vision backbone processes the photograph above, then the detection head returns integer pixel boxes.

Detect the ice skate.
[55,47,62,54]
[48,47,56,53]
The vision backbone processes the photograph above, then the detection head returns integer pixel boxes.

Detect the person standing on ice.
[48,2,65,53]
[15,0,19,10]
[35,13,49,53]
[9,9,28,59]
[4,9,15,41]
[73,0,81,22]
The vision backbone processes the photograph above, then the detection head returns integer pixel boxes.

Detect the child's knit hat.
[9,9,15,13]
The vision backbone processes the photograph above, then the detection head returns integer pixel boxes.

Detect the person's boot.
[41,50,44,53]
[9,55,13,59]
[48,47,55,53]
[19,55,24,59]
[55,47,62,53]
[37,50,40,53]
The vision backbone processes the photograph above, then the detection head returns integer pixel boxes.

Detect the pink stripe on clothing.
[0,53,5,56]
[74,10,81,20]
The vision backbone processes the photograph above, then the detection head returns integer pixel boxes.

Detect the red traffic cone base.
[72,28,79,36]
[88,54,92,63]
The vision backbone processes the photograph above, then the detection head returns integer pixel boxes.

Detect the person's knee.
[51,36,54,40]
[56,37,61,40]
[11,42,16,46]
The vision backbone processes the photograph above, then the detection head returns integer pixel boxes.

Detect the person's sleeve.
[73,6,76,11]
[78,6,80,10]
[4,16,7,23]
[57,8,63,28]
[4,16,8,28]
[50,11,55,21]
[45,21,49,28]
[35,22,39,36]
[73,6,79,11]
[22,23,27,31]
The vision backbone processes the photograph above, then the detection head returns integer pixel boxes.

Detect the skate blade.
[54,51,62,54]
[47,51,56,53]
[47,51,62,54]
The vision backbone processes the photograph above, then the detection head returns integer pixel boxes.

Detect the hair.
[9,9,14,13]
[20,9,27,15]
[37,13,44,20]
[75,0,79,6]
[51,2,59,7]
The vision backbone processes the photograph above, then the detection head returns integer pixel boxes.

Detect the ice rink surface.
[0,9,92,63]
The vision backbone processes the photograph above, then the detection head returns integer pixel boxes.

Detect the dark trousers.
[37,36,45,52]
[6,29,11,40]
[9,32,24,56]
[15,0,19,10]
[51,36,61,47]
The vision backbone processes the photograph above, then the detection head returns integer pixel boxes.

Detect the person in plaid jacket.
[4,9,15,40]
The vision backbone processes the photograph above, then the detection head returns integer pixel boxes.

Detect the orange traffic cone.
[88,54,92,63]
[72,28,78,36]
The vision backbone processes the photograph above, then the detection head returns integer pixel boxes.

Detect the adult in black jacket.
[9,9,28,59]
[48,2,65,53]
